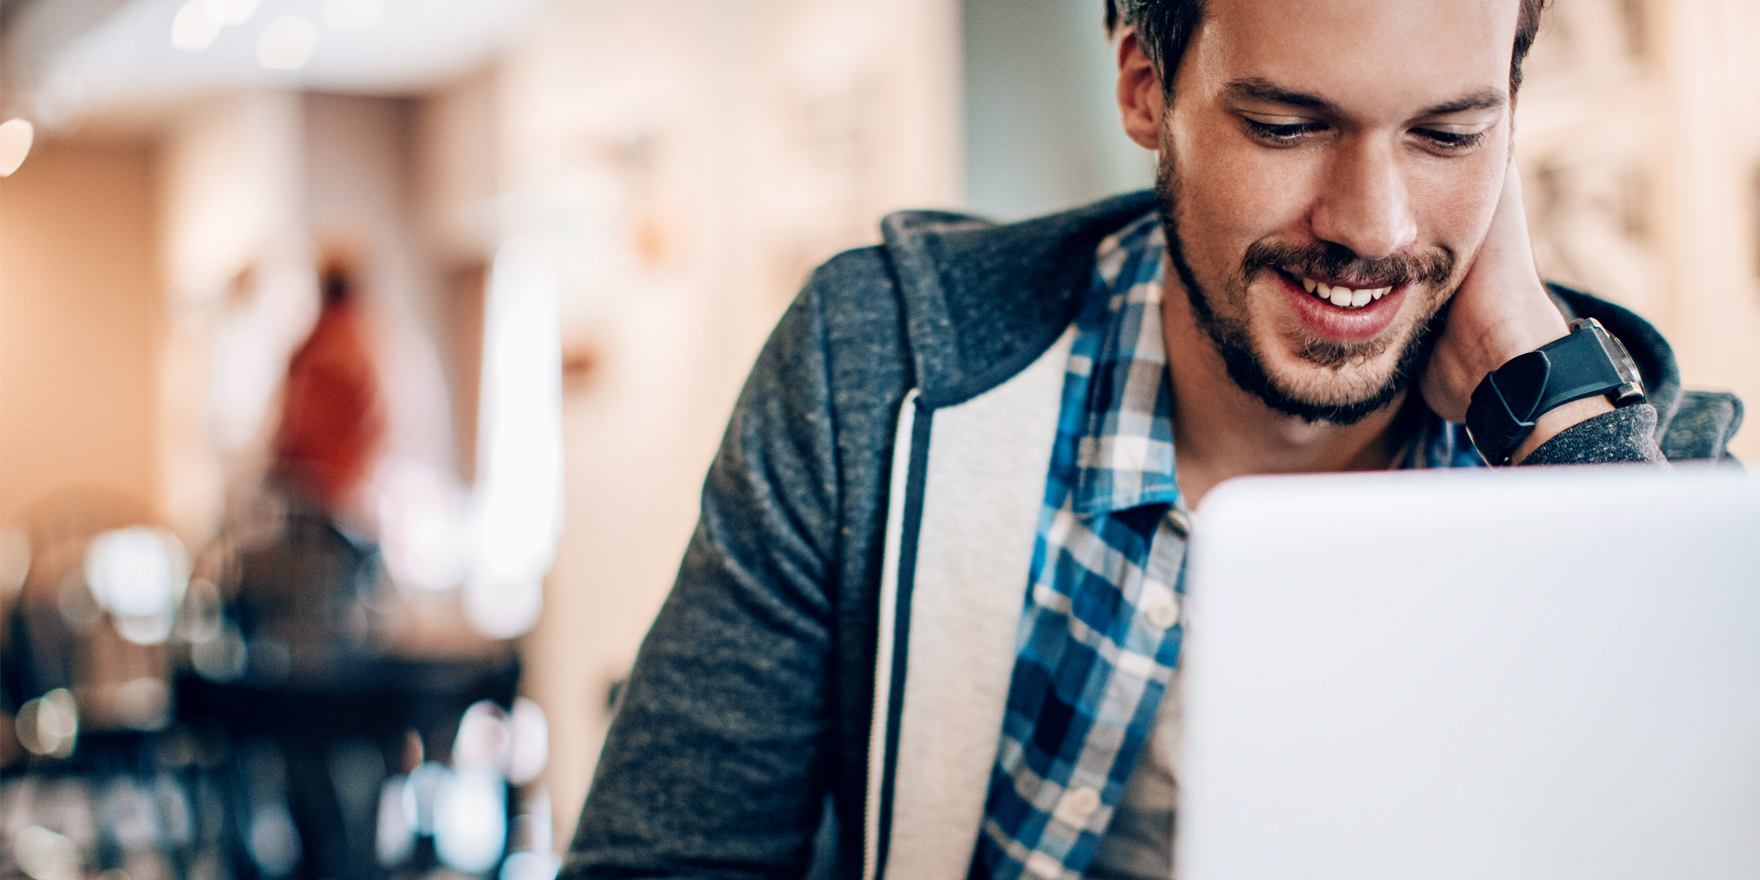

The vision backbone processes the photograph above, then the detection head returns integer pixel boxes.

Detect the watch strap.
[1465,349,1552,464]
[1528,327,1627,416]
[1465,320,1633,465]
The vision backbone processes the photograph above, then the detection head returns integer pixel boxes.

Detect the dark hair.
[319,264,355,306]
[1106,0,1550,95]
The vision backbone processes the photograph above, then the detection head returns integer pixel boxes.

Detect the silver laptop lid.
[1178,466,1760,880]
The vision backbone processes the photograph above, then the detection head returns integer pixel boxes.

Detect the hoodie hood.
[880,190,1158,408]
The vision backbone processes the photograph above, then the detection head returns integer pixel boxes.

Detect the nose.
[1309,138,1417,261]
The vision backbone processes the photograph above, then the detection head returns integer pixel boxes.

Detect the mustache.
[1242,239,1455,290]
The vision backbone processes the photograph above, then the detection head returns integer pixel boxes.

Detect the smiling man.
[563,1,1742,878]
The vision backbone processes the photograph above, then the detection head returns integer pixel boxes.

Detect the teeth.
[1303,278,1394,310]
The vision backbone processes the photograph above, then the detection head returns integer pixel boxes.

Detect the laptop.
[1178,465,1760,880]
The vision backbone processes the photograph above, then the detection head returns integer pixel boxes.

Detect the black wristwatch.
[1463,317,1646,465]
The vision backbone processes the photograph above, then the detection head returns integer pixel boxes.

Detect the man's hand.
[1418,162,1612,463]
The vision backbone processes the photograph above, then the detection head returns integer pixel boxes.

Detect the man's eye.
[1412,128,1487,152]
[1242,118,1322,144]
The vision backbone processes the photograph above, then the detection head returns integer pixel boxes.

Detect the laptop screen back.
[1178,467,1760,880]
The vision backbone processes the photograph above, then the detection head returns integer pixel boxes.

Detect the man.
[565,0,1743,877]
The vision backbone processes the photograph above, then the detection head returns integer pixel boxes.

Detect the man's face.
[1159,0,1518,423]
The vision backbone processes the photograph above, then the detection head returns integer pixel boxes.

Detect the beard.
[1154,150,1457,426]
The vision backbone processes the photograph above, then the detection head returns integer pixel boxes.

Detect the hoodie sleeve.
[564,269,844,879]
[1520,403,1668,465]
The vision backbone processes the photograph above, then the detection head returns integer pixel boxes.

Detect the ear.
[1116,30,1164,151]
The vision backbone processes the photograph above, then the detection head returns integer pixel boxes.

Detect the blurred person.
[238,260,386,671]
[565,1,1743,878]
[272,261,385,519]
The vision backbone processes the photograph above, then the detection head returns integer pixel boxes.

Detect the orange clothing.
[273,300,383,509]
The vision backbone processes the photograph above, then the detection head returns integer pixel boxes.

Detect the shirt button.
[1054,786,1101,825]
[1143,597,1179,629]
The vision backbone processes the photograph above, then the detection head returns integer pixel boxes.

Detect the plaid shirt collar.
[1071,213,1181,518]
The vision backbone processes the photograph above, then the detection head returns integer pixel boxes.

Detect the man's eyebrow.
[1222,78,1508,118]
[1222,78,1337,113]
[1416,89,1507,117]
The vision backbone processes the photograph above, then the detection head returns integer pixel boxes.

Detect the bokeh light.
[15,688,80,758]
[465,239,564,639]
[257,16,318,70]
[170,0,224,51]
[0,527,29,592]
[434,766,507,873]
[84,526,189,646]
[14,826,81,880]
[375,774,417,865]
[452,700,510,770]
[247,806,302,877]
[501,850,561,880]
[507,696,550,785]
[0,119,35,177]
[377,459,467,592]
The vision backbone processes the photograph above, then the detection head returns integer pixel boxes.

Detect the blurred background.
[0,0,1755,878]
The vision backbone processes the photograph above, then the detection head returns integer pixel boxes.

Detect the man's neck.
[1160,279,1411,509]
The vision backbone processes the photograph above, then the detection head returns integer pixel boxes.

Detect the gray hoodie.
[563,190,1743,880]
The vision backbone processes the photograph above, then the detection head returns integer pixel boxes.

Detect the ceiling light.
[258,16,319,69]
[323,0,385,31]
[171,0,225,51]
[0,119,33,176]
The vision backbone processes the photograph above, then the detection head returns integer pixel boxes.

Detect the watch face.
[1581,318,1647,405]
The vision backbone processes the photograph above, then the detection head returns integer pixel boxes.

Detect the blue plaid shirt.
[971,213,1482,879]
